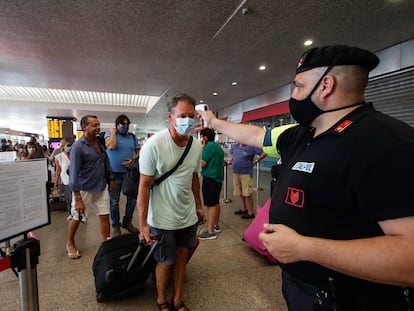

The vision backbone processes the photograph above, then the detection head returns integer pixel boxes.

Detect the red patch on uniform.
[285,187,304,208]
[334,119,353,133]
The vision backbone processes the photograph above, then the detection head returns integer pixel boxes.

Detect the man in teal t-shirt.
[198,128,225,240]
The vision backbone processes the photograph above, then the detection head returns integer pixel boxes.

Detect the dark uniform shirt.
[265,103,414,305]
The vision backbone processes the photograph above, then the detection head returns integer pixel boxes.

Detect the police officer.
[198,45,414,310]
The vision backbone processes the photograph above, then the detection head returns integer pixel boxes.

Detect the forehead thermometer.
[195,104,209,126]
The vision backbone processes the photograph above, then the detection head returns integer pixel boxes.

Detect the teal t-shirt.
[201,141,224,182]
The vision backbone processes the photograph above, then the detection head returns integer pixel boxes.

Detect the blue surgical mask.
[175,117,195,136]
[66,146,72,153]
[18,148,24,153]
[117,124,129,135]
[28,147,36,153]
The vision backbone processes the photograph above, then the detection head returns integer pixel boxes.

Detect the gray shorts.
[150,224,197,265]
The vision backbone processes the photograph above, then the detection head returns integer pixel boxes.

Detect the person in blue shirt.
[105,114,140,237]
[66,115,114,259]
[230,143,267,219]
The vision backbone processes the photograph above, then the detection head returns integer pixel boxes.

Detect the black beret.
[295,45,380,74]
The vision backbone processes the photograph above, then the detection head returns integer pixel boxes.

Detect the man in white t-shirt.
[138,93,205,311]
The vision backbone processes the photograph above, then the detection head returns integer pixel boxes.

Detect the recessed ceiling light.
[304,40,313,46]
[259,65,266,71]
[231,81,238,86]
[200,100,204,103]
[213,92,218,96]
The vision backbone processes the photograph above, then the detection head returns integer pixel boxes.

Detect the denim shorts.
[150,224,197,265]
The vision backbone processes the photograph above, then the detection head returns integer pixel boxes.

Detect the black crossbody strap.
[152,136,193,188]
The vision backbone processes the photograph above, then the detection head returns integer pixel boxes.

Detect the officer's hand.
[259,224,305,264]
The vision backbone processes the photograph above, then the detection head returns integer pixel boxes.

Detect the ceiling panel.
[0,0,413,136]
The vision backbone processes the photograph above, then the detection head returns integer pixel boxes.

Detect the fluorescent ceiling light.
[0,85,160,114]
[259,65,266,70]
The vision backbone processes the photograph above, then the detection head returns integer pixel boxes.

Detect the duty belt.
[285,272,414,311]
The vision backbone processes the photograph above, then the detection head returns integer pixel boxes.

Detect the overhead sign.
[47,119,63,139]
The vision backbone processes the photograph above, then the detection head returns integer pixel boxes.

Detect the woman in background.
[23,142,38,160]
[54,139,74,219]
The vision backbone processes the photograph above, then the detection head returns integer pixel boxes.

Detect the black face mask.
[289,67,331,126]
[289,66,364,126]
[289,95,324,126]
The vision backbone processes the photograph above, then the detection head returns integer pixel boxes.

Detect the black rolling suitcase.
[92,232,160,302]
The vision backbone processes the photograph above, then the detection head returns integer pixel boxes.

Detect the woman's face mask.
[18,148,24,153]
[65,146,72,153]
[175,117,195,136]
[28,147,36,153]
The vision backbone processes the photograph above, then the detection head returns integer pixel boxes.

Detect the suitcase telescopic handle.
[126,235,163,272]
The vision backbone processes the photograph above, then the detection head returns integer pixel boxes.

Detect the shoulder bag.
[121,156,140,197]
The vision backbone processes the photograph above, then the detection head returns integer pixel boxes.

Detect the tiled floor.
[0,168,288,311]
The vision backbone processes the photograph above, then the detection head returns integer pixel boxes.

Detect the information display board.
[0,159,50,242]
[48,119,63,138]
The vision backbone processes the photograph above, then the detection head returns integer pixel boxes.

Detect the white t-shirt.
[55,152,70,185]
[139,129,202,230]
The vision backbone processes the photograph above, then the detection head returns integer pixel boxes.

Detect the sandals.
[156,302,170,311]
[156,299,189,311]
[67,249,81,259]
[66,245,81,259]
[171,300,189,311]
